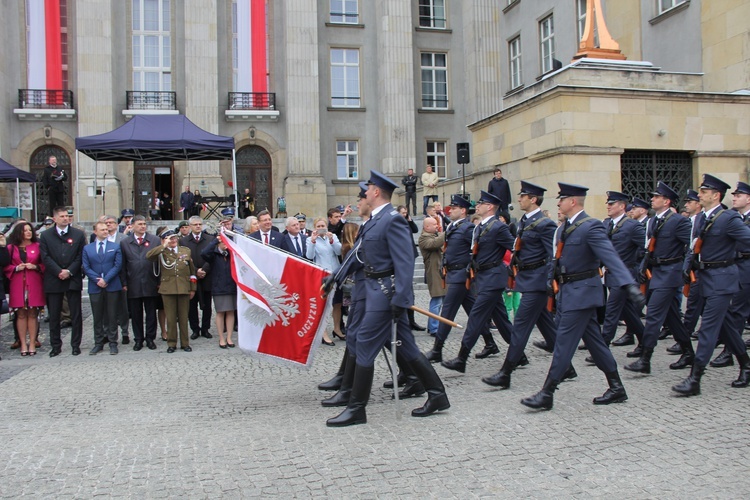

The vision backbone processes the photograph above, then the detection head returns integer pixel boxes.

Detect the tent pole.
[75,150,80,222]
[232,149,238,215]
[93,160,97,219]
[16,179,20,219]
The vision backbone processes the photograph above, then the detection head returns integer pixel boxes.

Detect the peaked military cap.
[477,190,502,206]
[357,181,368,199]
[732,182,750,196]
[699,174,731,194]
[651,181,679,203]
[365,170,399,193]
[518,181,546,197]
[631,197,650,210]
[556,183,589,199]
[685,189,700,202]
[448,194,471,209]
[606,191,630,204]
[121,208,135,217]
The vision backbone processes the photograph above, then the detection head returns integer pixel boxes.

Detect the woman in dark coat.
[201,236,237,348]
[191,190,203,218]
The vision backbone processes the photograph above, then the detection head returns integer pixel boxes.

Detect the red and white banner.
[27,0,63,89]
[235,0,268,93]
[221,231,332,368]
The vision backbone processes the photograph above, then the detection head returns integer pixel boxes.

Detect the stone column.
[375,1,416,177]
[282,0,327,218]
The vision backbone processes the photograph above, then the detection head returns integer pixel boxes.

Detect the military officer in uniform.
[325,171,449,427]
[482,181,563,388]
[521,183,643,410]
[147,230,197,353]
[423,194,502,363]
[598,191,646,350]
[441,190,515,373]
[624,182,694,375]
[673,175,750,395]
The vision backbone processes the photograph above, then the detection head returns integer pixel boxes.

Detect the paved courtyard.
[0,289,747,498]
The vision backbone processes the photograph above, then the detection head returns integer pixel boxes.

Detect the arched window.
[236,145,272,215]
[30,145,72,219]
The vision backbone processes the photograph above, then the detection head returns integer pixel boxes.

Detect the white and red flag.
[220,231,332,368]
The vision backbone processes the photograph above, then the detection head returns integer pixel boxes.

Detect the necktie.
[137,237,143,246]
[264,233,269,245]
[608,219,615,235]
[561,220,572,242]
[98,242,104,256]
[294,236,302,256]
[60,230,66,237]
[195,235,200,243]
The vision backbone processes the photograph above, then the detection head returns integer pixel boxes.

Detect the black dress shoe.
[626,345,643,358]
[669,352,694,370]
[190,332,200,340]
[89,345,103,355]
[690,331,699,340]
[49,349,61,358]
[167,347,176,353]
[72,348,81,356]
[710,348,734,368]
[532,340,554,353]
[183,346,193,352]
[562,365,577,381]
[133,342,143,351]
[475,344,500,359]
[612,332,635,347]
[658,327,671,340]
[110,344,119,355]
[578,344,588,351]
[666,342,682,355]
[585,355,595,364]
[410,323,426,332]
[60,321,72,329]
[201,331,213,339]
[517,354,530,367]
[121,336,130,345]
[146,340,157,350]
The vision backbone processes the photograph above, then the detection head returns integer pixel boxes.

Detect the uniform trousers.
[436,282,488,342]
[460,285,513,351]
[506,291,557,363]
[90,290,119,346]
[716,283,750,358]
[46,291,83,350]
[355,309,421,367]
[693,292,735,366]
[642,287,691,350]
[601,285,644,344]
[682,280,705,335]
[188,287,212,334]
[549,306,617,380]
[128,296,158,343]
[162,294,191,348]
[344,298,363,353]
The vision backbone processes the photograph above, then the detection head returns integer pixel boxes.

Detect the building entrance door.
[236,146,272,215]
[134,162,174,220]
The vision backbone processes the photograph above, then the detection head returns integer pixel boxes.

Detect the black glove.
[624,283,646,310]
[682,270,692,285]
[391,305,406,322]
[321,275,336,297]
[546,280,555,297]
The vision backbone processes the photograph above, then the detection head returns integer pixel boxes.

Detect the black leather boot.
[327,364,374,427]
[520,376,559,410]
[532,339,554,353]
[562,364,577,381]
[624,347,653,374]
[671,363,705,396]
[321,354,356,407]
[518,353,530,366]
[382,371,407,389]
[475,340,500,359]
[669,341,695,370]
[424,338,444,363]
[593,371,628,405]
[710,347,734,368]
[666,342,682,355]
[612,332,635,347]
[731,352,750,388]
[441,345,470,373]
[408,355,450,417]
[626,344,644,358]
[318,347,348,391]
[481,359,516,388]
[407,308,425,331]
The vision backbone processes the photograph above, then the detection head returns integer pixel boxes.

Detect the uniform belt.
[445,263,466,271]
[649,257,682,266]
[737,252,750,260]
[697,259,735,270]
[365,269,395,279]
[558,269,598,284]
[517,259,547,271]
[476,259,502,272]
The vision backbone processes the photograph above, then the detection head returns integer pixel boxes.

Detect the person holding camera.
[306,217,342,346]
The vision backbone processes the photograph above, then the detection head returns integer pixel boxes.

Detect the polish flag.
[221,231,332,368]
[235,0,268,108]
[27,0,63,90]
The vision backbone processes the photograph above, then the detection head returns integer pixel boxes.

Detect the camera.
[317,228,327,236]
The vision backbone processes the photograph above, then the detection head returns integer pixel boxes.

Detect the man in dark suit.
[625,182,694,375]
[249,210,283,247]
[401,168,418,216]
[423,194,500,363]
[120,215,161,350]
[83,221,124,355]
[487,166,511,213]
[521,183,643,410]
[180,216,214,339]
[42,156,66,216]
[280,216,310,259]
[326,170,449,427]
[482,181,561,389]
[179,186,194,220]
[327,205,352,242]
[673,175,750,395]
[441,190,515,373]
[39,206,87,356]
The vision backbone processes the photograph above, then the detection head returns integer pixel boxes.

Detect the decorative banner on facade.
[221,231,332,368]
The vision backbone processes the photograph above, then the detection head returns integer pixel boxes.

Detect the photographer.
[306,217,342,346]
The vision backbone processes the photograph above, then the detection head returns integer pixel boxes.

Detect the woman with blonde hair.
[306,217,342,345]
[244,216,259,235]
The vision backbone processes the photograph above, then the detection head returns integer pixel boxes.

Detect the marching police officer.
[624,182,694,375]
[672,175,750,395]
[147,230,197,353]
[482,181,561,388]
[521,183,643,410]
[441,190,515,373]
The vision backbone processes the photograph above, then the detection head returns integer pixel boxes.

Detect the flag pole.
[410,305,463,329]
[391,319,401,420]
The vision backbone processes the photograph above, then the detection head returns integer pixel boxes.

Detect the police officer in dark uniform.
[325,171,449,427]
[521,183,643,410]
[599,191,646,349]
[625,182,694,375]
[423,194,502,363]
[673,175,750,395]
[441,190,515,373]
[482,181,561,388]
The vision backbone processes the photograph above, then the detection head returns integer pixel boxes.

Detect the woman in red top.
[4,223,45,355]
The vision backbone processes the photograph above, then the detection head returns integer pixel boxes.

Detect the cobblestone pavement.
[0,290,748,498]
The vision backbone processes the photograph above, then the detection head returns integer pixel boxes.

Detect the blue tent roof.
[75,115,235,162]
[0,158,36,183]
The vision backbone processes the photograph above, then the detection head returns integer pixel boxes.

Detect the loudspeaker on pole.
[456,142,470,164]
